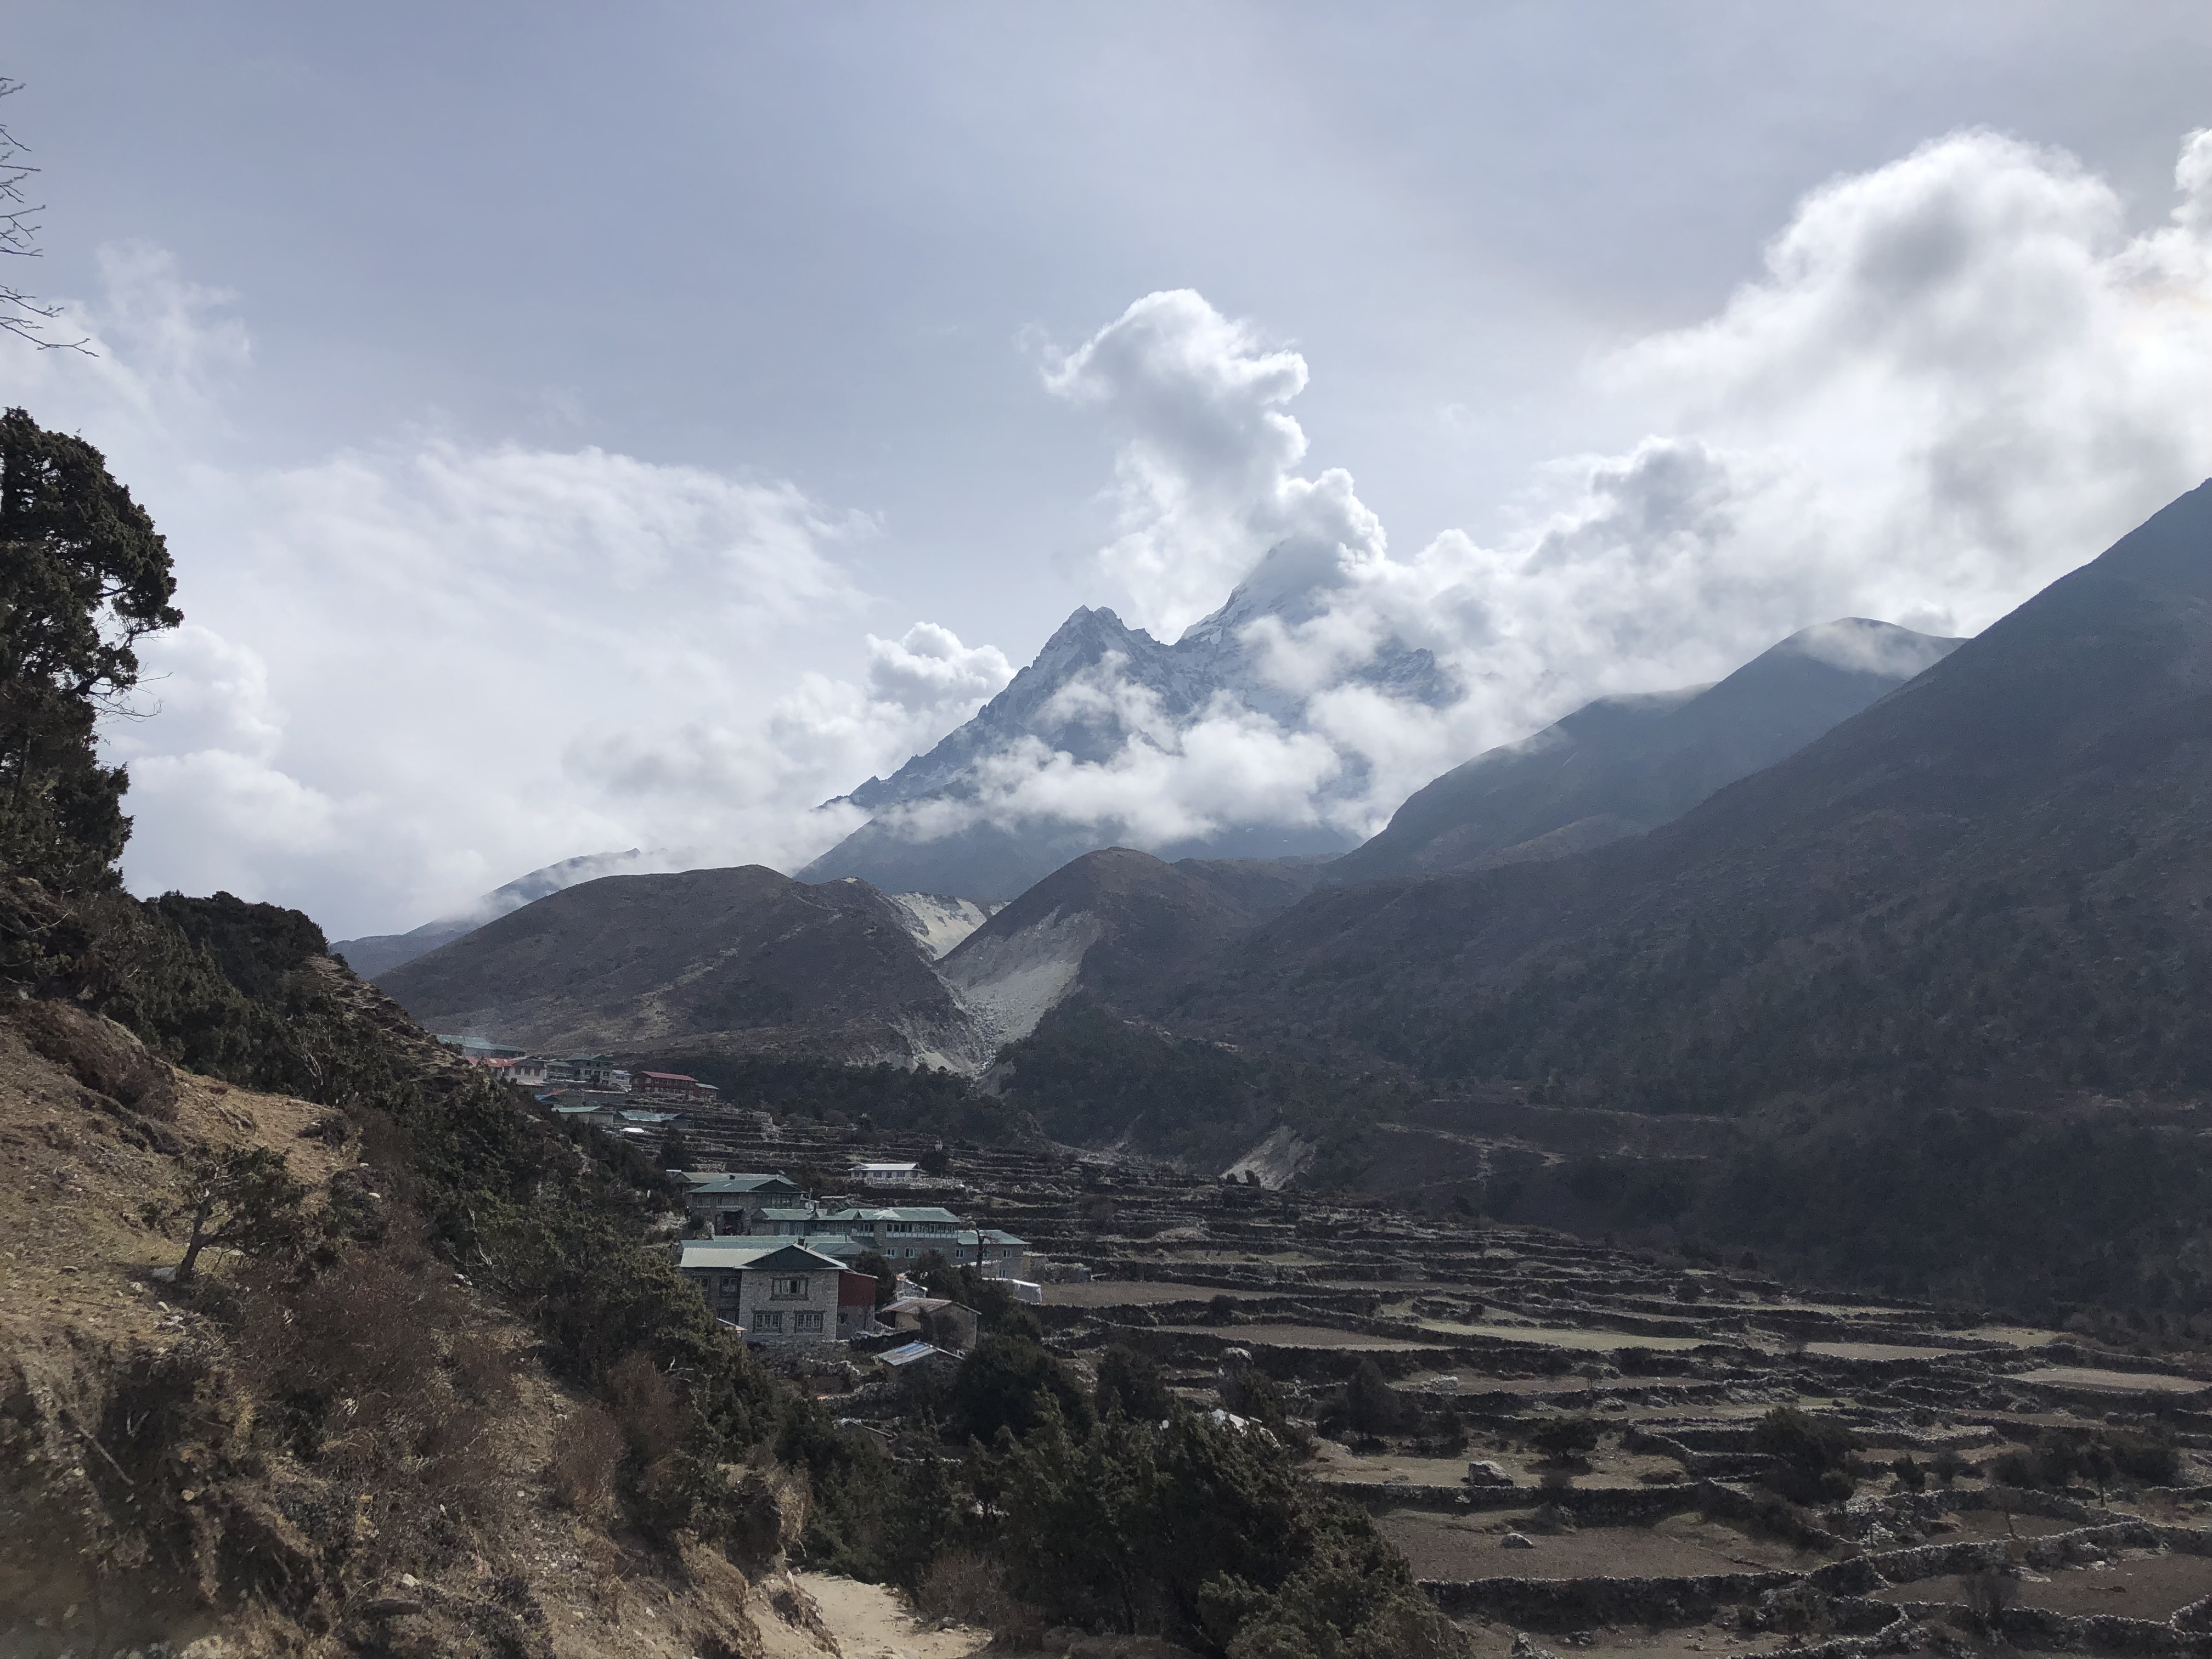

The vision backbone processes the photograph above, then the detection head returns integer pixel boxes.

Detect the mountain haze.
[330,848,656,978]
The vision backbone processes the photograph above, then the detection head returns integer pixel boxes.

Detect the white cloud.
[1045,290,1386,639]
[870,126,2212,860]
[864,623,1014,715]
[16,123,2212,929]
[5,249,1007,935]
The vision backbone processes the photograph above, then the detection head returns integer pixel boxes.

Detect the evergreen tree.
[0,408,179,891]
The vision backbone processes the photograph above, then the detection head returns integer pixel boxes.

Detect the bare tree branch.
[0,78,89,352]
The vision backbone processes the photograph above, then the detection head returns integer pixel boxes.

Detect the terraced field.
[668,1103,2212,1655]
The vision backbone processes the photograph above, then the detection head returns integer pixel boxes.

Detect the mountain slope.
[1178,479,2212,1110]
[375,866,991,1069]
[331,848,654,978]
[1325,618,1962,884]
[938,848,1323,1050]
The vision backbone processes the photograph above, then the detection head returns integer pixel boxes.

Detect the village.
[428,1035,2212,1649]
[437,1034,1040,1368]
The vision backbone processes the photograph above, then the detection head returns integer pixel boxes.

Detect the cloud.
[20,124,2212,930]
[873,126,2212,858]
[1045,290,1385,639]
[864,623,1014,715]
[8,249,1005,935]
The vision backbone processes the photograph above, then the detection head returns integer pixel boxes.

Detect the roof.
[881,1296,956,1316]
[957,1228,1029,1247]
[851,1161,919,1172]
[682,1172,799,1194]
[678,1241,848,1274]
[618,1110,679,1124]
[878,1340,952,1368]
[636,1070,699,1083]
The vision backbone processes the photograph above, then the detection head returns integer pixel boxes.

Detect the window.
[794,1310,824,1333]
[770,1276,806,1300]
[753,1310,783,1332]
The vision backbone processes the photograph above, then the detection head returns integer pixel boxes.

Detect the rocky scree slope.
[938,848,1324,1052]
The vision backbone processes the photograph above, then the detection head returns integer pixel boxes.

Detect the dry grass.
[552,1403,625,1519]
[918,1549,1046,1647]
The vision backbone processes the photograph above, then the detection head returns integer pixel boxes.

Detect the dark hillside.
[1326,618,1961,884]
[1186,480,2212,1109]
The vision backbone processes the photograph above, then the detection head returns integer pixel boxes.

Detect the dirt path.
[792,1573,990,1659]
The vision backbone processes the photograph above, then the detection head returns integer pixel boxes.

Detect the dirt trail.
[792,1573,990,1659]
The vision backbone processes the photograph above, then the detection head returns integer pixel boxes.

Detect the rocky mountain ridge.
[1327,617,1962,884]
[800,569,1454,897]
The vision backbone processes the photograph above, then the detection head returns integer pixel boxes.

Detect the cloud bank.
[8,249,1008,936]
[14,126,2212,930]
[869,126,2212,854]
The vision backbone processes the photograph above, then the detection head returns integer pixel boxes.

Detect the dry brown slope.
[0,990,828,1659]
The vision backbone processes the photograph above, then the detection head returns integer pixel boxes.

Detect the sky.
[3,3,2210,938]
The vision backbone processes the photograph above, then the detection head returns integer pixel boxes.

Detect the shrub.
[1889,1454,1927,1491]
[608,1350,691,1464]
[1961,1570,2017,1633]
[918,1549,1041,1644]
[1930,1447,1967,1485]
[1528,1415,1601,1464]
[1990,1426,2178,1491]
[1344,1359,1406,1436]
[1095,1345,1175,1424]
[1752,1407,1857,1505]
[168,1143,307,1282]
[950,1335,1093,1444]
[551,1404,624,1517]
[994,1406,1463,1655]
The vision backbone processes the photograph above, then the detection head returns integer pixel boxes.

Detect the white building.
[675,1239,874,1344]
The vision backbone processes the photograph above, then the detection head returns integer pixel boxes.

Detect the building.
[541,1054,630,1091]
[676,1240,854,1344]
[436,1035,527,1061]
[750,1204,1030,1274]
[849,1161,922,1187]
[834,1268,880,1341]
[956,1227,1032,1279]
[879,1295,979,1351]
[757,1205,966,1262]
[632,1070,720,1104]
[541,1092,661,1130]
[680,1171,803,1234]
[877,1340,960,1391]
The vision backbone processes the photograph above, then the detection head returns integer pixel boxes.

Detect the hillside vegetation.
[0,405,1459,1659]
